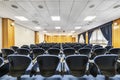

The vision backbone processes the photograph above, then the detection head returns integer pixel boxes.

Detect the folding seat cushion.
[48,48,60,55]
[32,48,45,58]
[8,55,32,77]
[1,49,14,59]
[63,48,75,56]
[66,55,88,77]
[37,55,60,77]
[94,55,118,77]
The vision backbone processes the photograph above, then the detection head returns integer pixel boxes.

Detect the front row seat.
[37,55,60,77]
[65,55,88,77]
[94,54,118,79]
[8,55,32,79]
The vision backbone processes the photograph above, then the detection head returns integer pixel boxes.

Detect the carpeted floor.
[0,75,120,80]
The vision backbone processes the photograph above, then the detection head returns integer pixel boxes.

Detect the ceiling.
[0,0,120,35]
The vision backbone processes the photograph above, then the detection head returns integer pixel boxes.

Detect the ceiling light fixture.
[75,26,81,30]
[71,31,75,33]
[55,26,61,29]
[15,16,28,21]
[51,16,60,21]
[68,33,72,35]
[43,30,47,33]
[84,16,96,21]
[35,27,41,29]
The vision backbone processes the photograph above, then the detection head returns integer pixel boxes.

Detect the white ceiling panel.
[30,0,44,1]
[30,2,51,23]
[45,0,59,2]
[96,0,119,11]
[0,0,120,34]
[75,0,102,26]
[45,1,59,16]
[16,2,36,15]
[67,0,88,26]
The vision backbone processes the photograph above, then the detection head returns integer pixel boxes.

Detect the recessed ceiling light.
[71,31,75,33]
[55,26,61,29]
[51,16,60,21]
[11,4,18,9]
[113,5,120,8]
[35,27,41,29]
[15,16,28,21]
[43,30,47,33]
[68,33,72,35]
[84,16,96,21]
[38,5,43,9]
[75,26,81,30]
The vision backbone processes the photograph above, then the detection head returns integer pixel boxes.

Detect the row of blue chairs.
[0,54,119,80]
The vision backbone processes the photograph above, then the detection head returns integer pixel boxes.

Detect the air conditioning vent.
[11,4,18,9]
[113,5,120,8]
[89,4,95,8]
[3,0,9,1]
[38,5,43,9]
[32,20,39,24]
